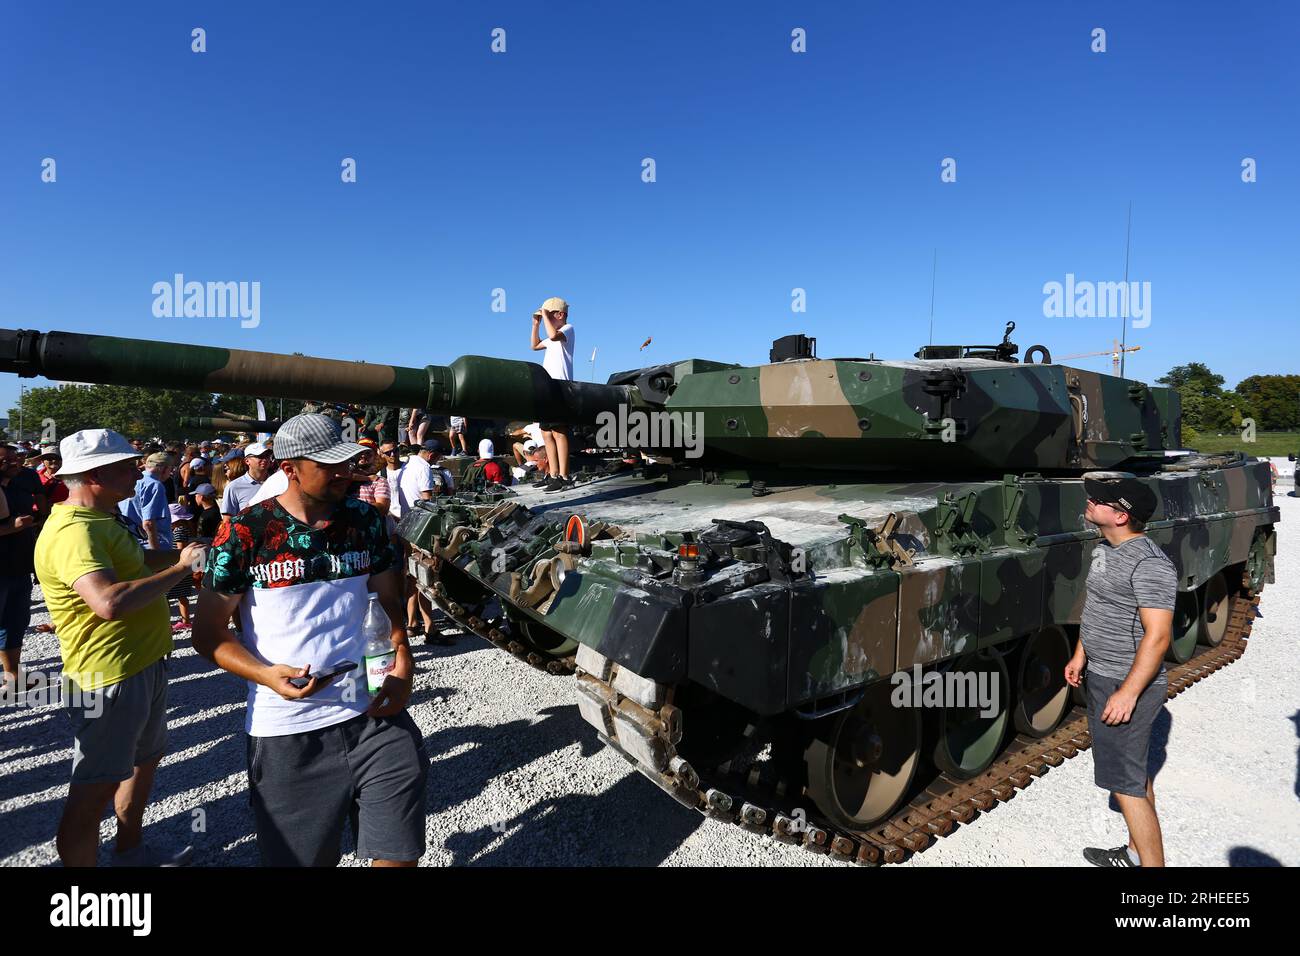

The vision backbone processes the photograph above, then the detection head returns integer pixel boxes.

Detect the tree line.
[5,385,308,442]
[1157,364,1300,442]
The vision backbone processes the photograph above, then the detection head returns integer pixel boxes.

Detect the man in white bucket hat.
[34,429,207,866]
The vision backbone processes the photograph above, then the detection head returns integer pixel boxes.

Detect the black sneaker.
[544,477,569,493]
[1083,845,1138,867]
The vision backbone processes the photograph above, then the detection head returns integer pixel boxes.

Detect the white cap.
[478,438,495,458]
[58,429,141,477]
[244,441,271,457]
[523,439,540,452]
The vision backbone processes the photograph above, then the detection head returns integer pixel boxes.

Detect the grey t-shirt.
[1080,535,1177,682]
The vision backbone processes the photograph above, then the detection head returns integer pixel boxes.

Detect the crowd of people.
[4,418,466,867]
[0,295,581,869]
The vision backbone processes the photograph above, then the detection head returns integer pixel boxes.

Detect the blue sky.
[2,1,1296,419]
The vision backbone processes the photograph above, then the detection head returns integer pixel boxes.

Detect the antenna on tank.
[928,248,938,345]
[1120,202,1132,377]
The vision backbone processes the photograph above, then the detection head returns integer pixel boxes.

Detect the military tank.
[0,324,1277,863]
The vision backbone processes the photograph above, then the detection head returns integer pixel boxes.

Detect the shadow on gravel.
[444,771,704,866]
[420,704,602,819]
[1291,710,1299,801]
[16,654,63,672]
[1,729,258,866]
[0,661,248,860]
[409,634,493,663]
[1227,846,1282,867]
[408,684,457,709]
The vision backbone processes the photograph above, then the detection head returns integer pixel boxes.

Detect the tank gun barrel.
[180,416,282,432]
[0,328,638,424]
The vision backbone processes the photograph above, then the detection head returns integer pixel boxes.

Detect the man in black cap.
[1065,472,1175,868]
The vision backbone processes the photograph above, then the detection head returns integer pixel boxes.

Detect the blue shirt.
[119,472,173,550]
[220,473,263,516]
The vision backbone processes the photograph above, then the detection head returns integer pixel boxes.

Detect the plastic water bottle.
[362,595,395,696]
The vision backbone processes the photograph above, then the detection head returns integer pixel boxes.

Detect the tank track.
[409,556,578,674]
[414,545,1261,864]
[575,587,1262,866]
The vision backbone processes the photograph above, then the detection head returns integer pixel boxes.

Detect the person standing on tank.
[530,297,575,492]
[1065,473,1174,868]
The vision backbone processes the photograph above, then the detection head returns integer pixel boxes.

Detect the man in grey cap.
[34,429,206,866]
[1066,472,1175,868]
[193,414,427,867]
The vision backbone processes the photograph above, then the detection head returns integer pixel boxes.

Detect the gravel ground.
[3,494,1296,868]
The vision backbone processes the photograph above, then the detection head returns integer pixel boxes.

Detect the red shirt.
[477,459,506,484]
[37,465,69,505]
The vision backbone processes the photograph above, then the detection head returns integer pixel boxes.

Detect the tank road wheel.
[1200,573,1232,647]
[503,605,579,659]
[803,680,922,831]
[1012,626,1071,738]
[931,653,1010,780]
[1168,590,1200,663]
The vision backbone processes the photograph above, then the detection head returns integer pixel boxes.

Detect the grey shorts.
[1085,672,1166,798]
[246,710,429,867]
[66,658,169,786]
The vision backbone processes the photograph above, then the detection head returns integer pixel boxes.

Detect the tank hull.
[399,455,1277,855]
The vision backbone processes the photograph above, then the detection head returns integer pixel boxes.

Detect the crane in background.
[1058,340,1141,376]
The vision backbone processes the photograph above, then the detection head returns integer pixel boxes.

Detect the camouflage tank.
[0,324,1277,863]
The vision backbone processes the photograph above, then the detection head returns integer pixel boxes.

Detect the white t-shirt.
[386,465,406,519]
[523,422,544,445]
[398,455,436,507]
[247,469,289,507]
[541,324,575,381]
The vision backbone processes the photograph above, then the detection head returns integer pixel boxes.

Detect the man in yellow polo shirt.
[35,429,206,867]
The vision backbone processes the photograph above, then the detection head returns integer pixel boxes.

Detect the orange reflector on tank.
[565,515,585,546]
[678,543,699,560]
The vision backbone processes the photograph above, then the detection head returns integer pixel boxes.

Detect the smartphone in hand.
[287,660,358,689]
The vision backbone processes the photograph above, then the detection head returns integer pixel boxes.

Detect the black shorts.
[246,710,429,866]
[0,573,33,651]
[1084,672,1166,798]
[539,422,567,433]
